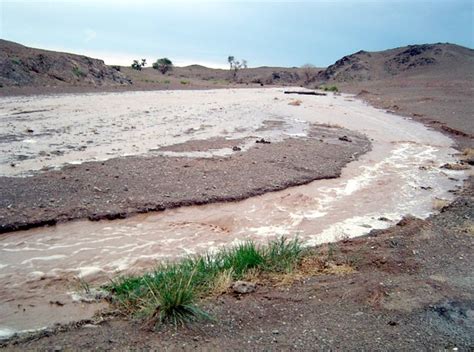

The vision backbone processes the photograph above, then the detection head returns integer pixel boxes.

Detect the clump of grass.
[263,236,303,273]
[320,85,339,92]
[76,276,91,294]
[106,237,302,327]
[162,79,171,84]
[180,80,190,85]
[144,272,210,326]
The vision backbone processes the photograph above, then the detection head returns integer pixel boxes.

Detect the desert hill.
[0,39,131,88]
[318,43,474,82]
[318,43,474,144]
[0,40,472,141]
[0,40,319,91]
[1,40,473,91]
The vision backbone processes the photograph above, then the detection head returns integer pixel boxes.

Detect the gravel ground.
[0,125,370,233]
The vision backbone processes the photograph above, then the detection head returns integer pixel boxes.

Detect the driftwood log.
[284,91,327,96]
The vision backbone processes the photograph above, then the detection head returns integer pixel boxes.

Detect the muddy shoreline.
[0,125,371,233]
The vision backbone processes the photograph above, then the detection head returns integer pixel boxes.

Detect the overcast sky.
[1,0,473,68]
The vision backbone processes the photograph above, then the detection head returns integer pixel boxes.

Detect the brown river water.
[0,88,469,338]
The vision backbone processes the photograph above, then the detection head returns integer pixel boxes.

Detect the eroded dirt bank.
[0,125,370,233]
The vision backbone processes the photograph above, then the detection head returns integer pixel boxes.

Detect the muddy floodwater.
[0,88,469,338]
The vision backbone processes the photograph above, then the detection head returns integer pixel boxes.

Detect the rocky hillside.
[0,40,131,87]
[318,43,474,82]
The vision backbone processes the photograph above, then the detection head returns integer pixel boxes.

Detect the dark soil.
[0,125,370,233]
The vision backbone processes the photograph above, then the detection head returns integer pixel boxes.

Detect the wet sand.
[0,88,470,339]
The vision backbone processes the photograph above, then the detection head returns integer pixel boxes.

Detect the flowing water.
[0,88,469,338]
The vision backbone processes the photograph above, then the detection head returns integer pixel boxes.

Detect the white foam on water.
[20,254,67,265]
[0,327,17,340]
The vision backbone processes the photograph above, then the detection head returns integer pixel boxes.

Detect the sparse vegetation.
[152,58,173,74]
[320,85,339,92]
[180,80,189,85]
[106,237,303,327]
[212,79,230,85]
[76,276,91,294]
[11,58,21,65]
[301,63,317,84]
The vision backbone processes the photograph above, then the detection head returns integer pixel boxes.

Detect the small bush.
[131,59,146,71]
[153,58,173,74]
[180,80,190,85]
[320,85,339,92]
[11,58,21,65]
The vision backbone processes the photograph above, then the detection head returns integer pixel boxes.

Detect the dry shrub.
[462,148,474,158]
[440,163,470,171]
[432,198,450,211]
[288,99,302,106]
[323,263,356,275]
[242,267,260,283]
[211,269,234,296]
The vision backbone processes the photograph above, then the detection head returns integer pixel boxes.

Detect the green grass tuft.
[143,273,210,326]
[263,237,303,273]
[216,241,265,277]
[105,237,302,327]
